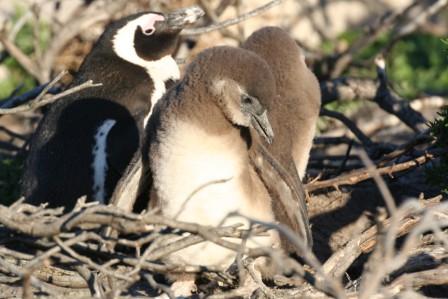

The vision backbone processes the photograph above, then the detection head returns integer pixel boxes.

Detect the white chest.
[143,56,180,127]
[154,121,247,224]
[152,121,279,266]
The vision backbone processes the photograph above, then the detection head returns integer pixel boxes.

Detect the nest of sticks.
[0,195,446,298]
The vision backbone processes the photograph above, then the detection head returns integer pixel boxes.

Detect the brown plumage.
[143,46,279,268]
[243,26,321,179]
[242,27,321,250]
[111,44,316,296]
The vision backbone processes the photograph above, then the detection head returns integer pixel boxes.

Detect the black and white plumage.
[21,7,204,210]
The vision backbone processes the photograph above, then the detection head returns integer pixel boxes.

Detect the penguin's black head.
[100,6,203,65]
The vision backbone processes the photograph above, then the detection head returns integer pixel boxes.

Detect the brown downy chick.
[242,27,321,250]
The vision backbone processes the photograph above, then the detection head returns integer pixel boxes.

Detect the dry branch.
[320,108,375,149]
[1,0,128,83]
[0,194,447,298]
[320,76,427,133]
[329,0,448,78]
[0,36,43,82]
[306,149,440,193]
[374,55,427,133]
[0,75,102,115]
[322,196,443,279]
[182,0,281,35]
[39,1,128,82]
[0,1,447,298]
[386,264,448,295]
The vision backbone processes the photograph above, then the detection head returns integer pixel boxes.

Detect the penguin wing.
[109,151,147,212]
[249,141,312,252]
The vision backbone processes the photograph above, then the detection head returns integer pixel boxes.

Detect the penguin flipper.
[109,152,146,212]
[249,140,313,254]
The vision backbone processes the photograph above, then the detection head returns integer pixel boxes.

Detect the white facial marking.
[112,13,164,65]
[112,14,180,127]
[143,55,180,127]
[92,119,116,203]
[153,121,279,267]
[112,13,180,126]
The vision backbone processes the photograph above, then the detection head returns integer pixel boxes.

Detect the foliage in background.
[388,34,448,98]
[0,7,50,100]
[320,31,448,99]
[427,106,448,194]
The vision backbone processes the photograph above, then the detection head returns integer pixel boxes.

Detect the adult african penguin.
[21,7,204,211]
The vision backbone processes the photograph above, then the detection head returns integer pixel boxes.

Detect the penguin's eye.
[241,94,254,105]
[143,28,155,36]
[138,25,155,36]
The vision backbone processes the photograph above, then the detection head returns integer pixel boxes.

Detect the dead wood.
[306,150,440,193]
[1,0,447,298]
[0,194,446,298]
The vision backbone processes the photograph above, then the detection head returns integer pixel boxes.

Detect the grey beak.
[163,6,204,30]
[251,110,274,144]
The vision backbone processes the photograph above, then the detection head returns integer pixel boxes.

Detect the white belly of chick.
[153,121,278,267]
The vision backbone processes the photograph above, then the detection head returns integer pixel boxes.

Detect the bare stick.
[53,236,133,282]
[0,79,102,115]
[393,0,448,39]
[0,256,57,296]
[306,150,440,193]
[39,0,128,81]
[198,0,241,41]
[0,35,43,82]
[320,76,427,133]
[233,214,347,298]
[320,108,374,149]
[329,0,447,78]
[373,55,427,133]
[182,0,281,35]
[0,84,60,109]
[321,77,379,105]
[356,149,397,215]
[322,196,442,279]
[386,264,448,296]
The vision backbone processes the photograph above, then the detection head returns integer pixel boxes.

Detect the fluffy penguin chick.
[243,26,321,180]
[242,27,321,249]
[21,7,204,210]
[144,46,281,269]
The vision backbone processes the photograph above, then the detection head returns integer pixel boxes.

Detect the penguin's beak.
[251,110,274,144]
[161,6,204,31]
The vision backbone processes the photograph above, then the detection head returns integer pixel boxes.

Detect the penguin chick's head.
[189,47,276,144]
[106,6,203,64]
